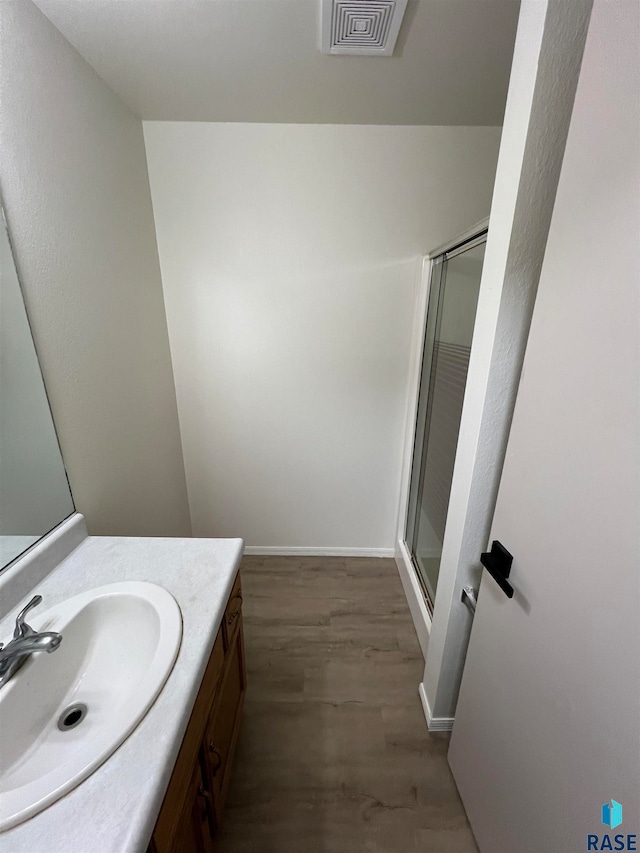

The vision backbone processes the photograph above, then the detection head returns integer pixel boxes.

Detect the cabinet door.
[171,757,216,853]
[203,618,246,829]
[222,573,242,651]
[152,630,224,853]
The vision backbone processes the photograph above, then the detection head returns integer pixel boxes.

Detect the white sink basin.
[0,582,182,831]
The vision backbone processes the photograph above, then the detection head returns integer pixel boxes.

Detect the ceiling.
[34,0,520,125]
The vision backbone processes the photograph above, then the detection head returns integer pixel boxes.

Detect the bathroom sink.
[0,582,182,831]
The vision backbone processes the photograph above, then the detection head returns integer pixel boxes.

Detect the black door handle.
[480,541,514,599]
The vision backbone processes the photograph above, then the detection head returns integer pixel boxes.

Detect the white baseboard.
[243,546,395,558]
[419,682,454,732]
[395,539,431,660]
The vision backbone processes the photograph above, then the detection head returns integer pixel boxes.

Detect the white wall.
[0,1,191,537]
[144,123,501,550]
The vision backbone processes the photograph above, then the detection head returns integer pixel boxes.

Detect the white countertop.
[0,533,244,853]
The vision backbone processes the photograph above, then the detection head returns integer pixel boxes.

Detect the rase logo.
[603,801,624,830]
[587,800,637,851]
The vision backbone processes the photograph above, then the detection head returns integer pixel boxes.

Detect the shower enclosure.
[405,229,487,610]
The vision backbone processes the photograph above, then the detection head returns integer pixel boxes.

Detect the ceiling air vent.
[321,0,409,57]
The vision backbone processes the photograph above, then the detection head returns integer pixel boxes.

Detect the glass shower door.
[406,236,486,608]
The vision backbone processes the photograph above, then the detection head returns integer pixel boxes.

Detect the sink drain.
[57,702,88,731]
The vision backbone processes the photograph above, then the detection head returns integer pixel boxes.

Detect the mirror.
[0,207,75,569]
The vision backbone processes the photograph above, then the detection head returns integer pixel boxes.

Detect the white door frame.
[412,0,594,732]
[396,0,592,731]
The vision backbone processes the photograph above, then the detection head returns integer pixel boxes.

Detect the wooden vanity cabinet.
[149,572,246,853]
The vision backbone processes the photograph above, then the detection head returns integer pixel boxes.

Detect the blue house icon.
[602,800,623,829]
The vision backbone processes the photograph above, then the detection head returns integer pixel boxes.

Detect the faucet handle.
[14,594,43,639]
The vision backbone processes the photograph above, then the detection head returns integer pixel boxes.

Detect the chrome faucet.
[0,595,62,688]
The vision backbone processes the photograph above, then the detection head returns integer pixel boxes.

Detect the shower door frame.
[394,219,489,657]
[405,229,488,613]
